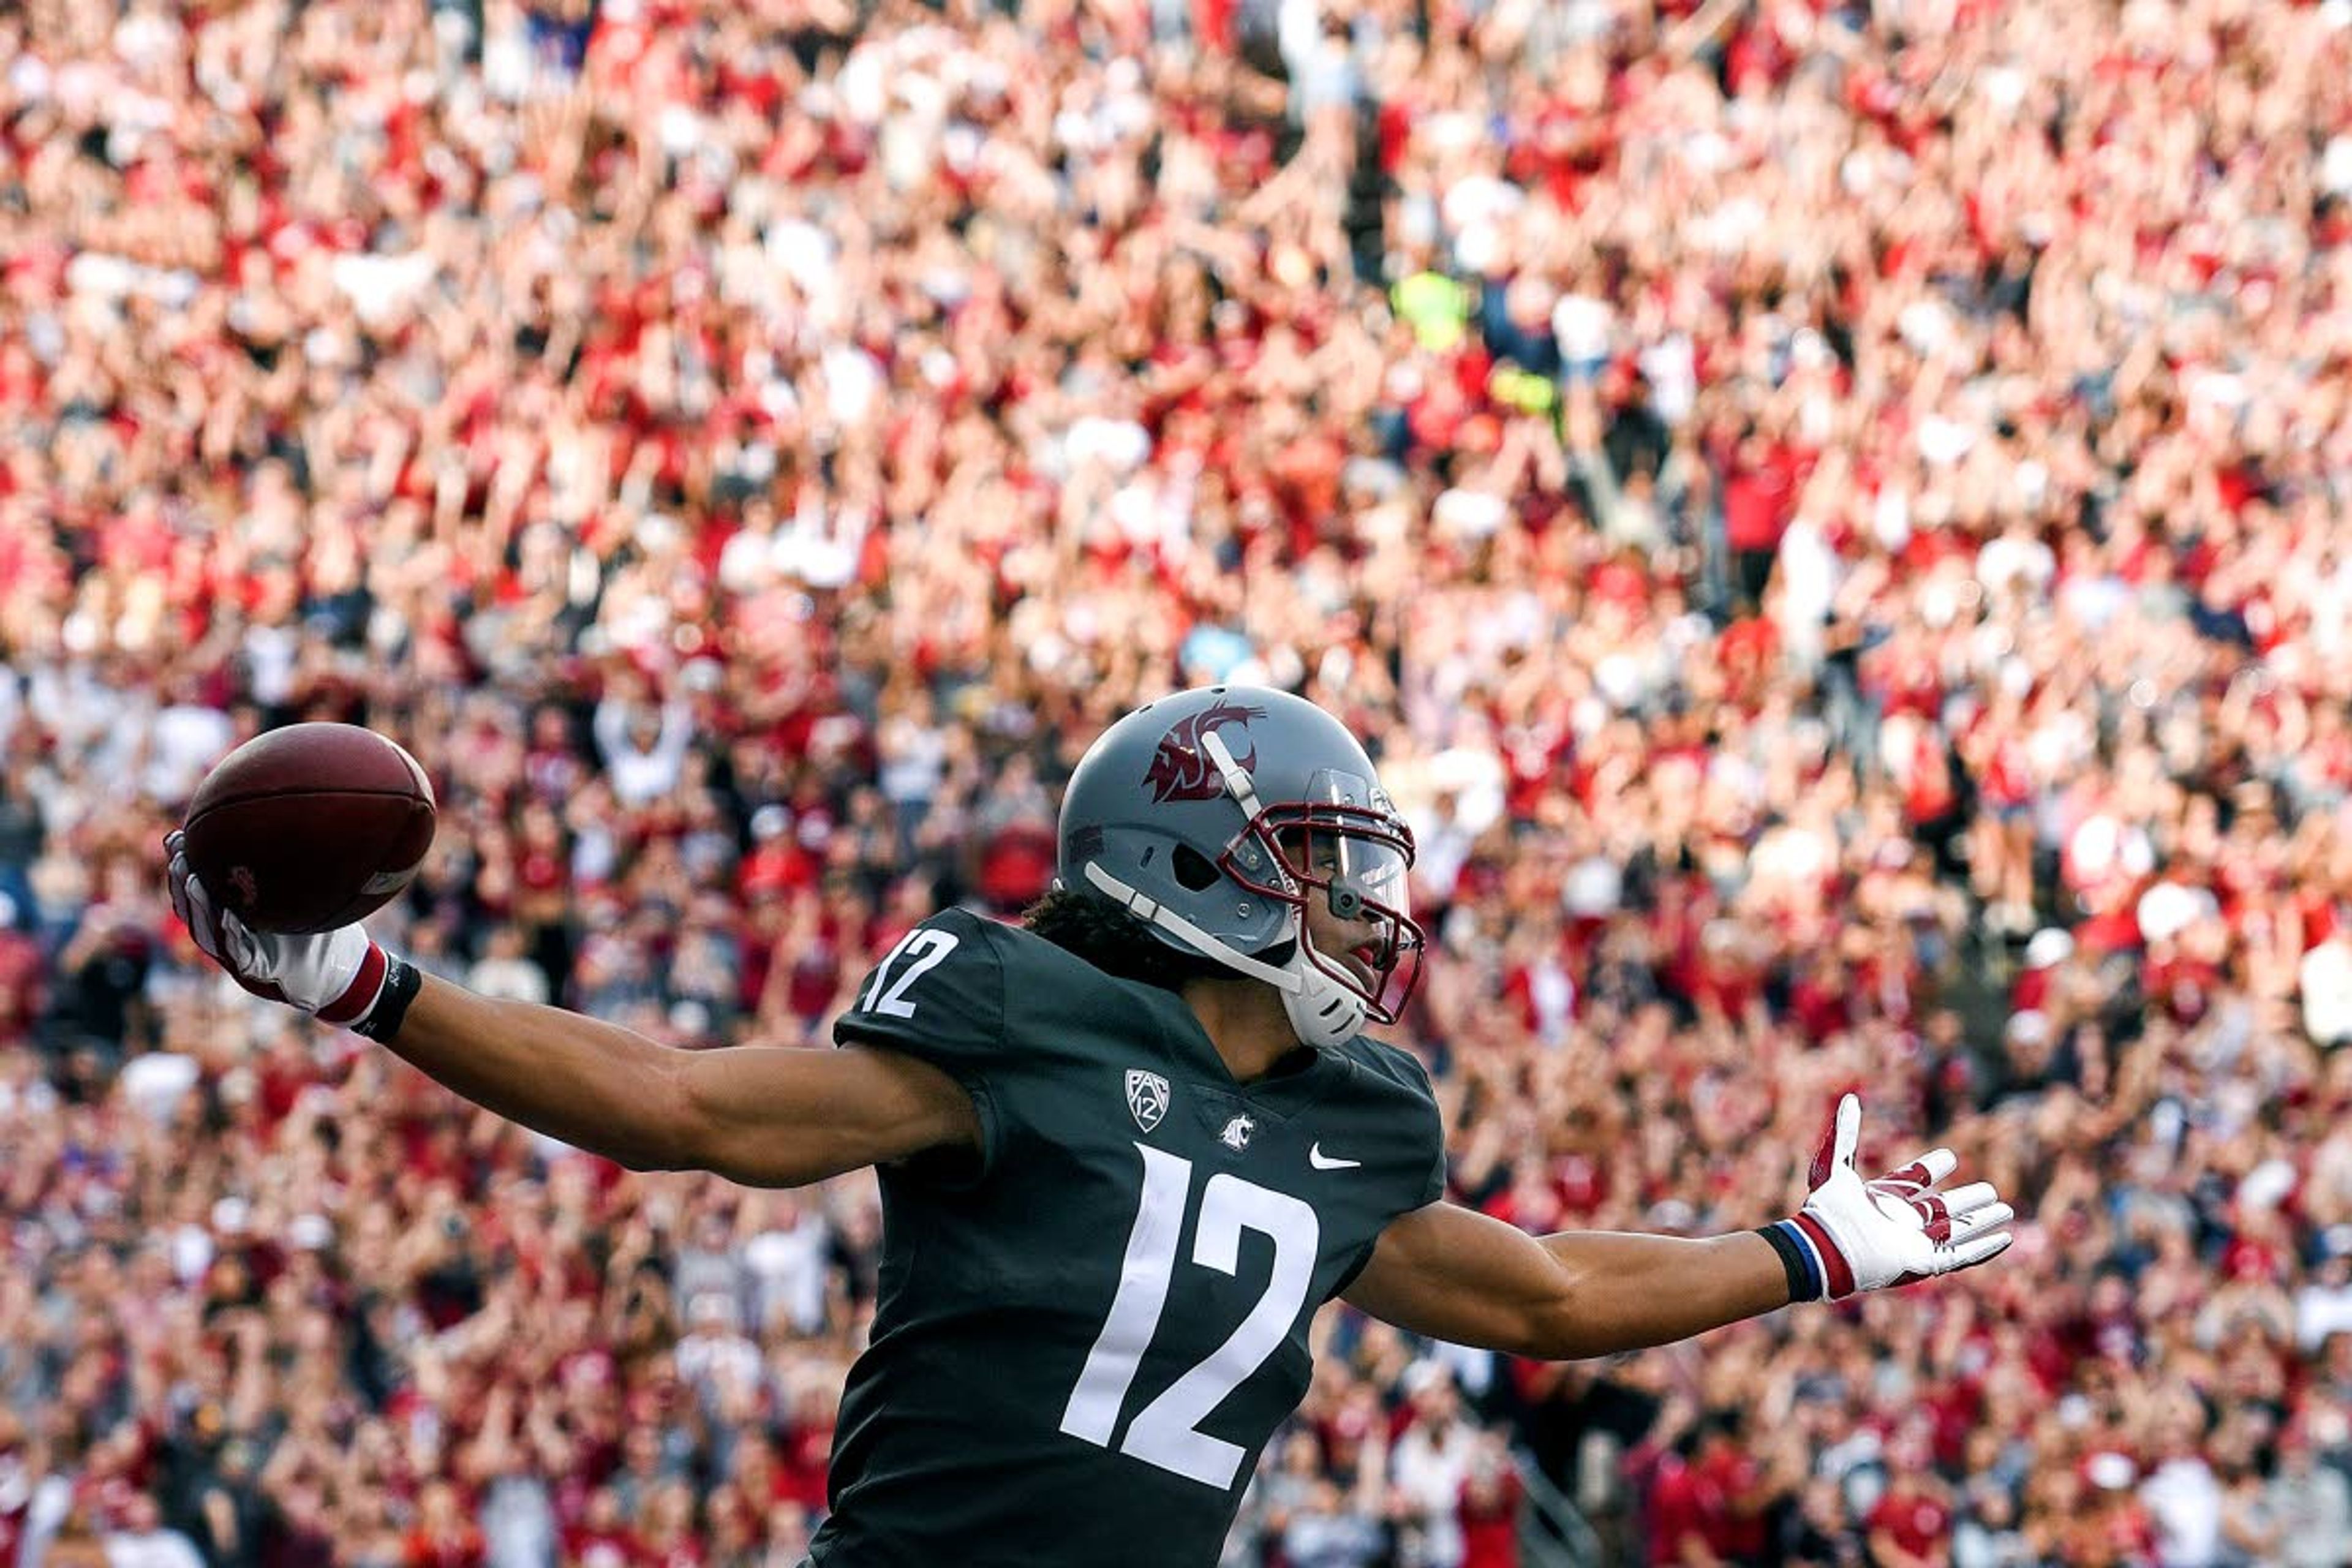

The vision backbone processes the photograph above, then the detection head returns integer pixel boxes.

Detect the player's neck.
[1178,976,1310,1084]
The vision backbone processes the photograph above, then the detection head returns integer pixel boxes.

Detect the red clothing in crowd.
[1867,1485,1953,1558]
[1459,1469,1525,1568]
[565,1525,644,1568]
[1721,444,1804,555]
[1645,1445,1767,1565]
[402,1525,487,1568]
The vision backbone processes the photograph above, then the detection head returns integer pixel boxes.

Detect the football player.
[165,685,2011,1568]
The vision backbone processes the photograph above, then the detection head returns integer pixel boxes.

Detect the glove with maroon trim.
[165,831,392,1027]
[1760,1095,2015,1301]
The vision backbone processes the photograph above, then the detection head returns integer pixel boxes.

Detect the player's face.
[1298,834,1395,957]
[1289,826,1421,1017]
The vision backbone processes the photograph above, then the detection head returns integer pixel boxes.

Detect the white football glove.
[1766,1094,2015,1300]
[165,831,391,1027]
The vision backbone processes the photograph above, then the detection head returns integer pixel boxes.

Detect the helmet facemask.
[1201,733,1425,1046]
[1225,801,1425,1033]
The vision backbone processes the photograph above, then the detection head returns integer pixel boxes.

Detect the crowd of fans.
[8,0,2352,1562]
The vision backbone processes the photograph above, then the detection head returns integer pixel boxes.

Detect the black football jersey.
[804,909,1446,1567]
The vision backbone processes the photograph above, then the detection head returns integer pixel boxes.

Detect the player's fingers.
[218,908,268,979]
[1879,1148,1957,1190]
[1944,1230,2014,1273]
[176,858,230,960]
[1937,1182,2000,1217]
[166,852,195,930]
[163,829,184,858]
[1949,1204,2015,1246]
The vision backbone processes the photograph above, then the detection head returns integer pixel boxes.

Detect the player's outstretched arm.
[165,840,978,1186]
[393,978,979,1186]
[1344,1205,1793,1359]
[1343,1095,2012,1359]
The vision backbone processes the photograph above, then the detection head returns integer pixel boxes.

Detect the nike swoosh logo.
[1308,1144,1362,1170]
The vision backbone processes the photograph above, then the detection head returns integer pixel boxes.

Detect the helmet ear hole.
[1172,845,1224,891]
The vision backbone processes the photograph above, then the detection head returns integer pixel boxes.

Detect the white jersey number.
[1058,1145,1319,1489]
[857,929,960,1019]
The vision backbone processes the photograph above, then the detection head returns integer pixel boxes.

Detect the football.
[180,723,438,934]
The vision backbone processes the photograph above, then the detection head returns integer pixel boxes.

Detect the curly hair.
[1021,886,1224,992]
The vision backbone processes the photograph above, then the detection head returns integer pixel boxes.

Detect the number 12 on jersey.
[858,930,960,1019]
[1059,1145,1319,1490]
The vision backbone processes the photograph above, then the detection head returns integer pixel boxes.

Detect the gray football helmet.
[1057,685,1424,1047]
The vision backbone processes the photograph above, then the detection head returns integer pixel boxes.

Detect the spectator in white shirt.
[468,923,552,1007]
[592,691,695,809]
[2269,1420,2352,1568]
[1388,1365,1480,1568]
[2295,1238,2352,1352]
[101,1496,204,1568]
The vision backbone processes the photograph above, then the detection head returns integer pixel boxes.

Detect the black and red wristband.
[352,955,422,1042]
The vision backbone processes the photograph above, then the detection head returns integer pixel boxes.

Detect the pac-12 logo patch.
[1126,1070,1170,1133]
[1143,701,1265,802]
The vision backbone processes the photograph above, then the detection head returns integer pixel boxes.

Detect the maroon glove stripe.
[318,943,390,1027]
[1792,1212,1856,1299]
[1904,1193,1951,1238]
[1808,1115,1839,1191]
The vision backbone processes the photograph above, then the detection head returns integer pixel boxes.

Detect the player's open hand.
[165,830,387,1025]
[1767,1095,2014,1300]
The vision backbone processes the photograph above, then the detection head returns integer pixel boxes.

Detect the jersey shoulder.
[832,907,1009,1065]
[832,908,1162,1068]
[1325,1033,1448,1207]
[1328,1032,1441,1114]
[831,910,1174,1188]
[978,916,1153,1000]
[970,918,1179,1064]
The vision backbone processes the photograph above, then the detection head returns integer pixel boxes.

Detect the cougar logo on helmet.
[1142,701,1264,803]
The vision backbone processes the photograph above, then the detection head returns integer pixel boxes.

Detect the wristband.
[1767,1213,1860,1301]
[1758,1220,1824,1303]
[352,956,423,1042]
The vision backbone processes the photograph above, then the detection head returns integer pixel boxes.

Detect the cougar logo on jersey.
[1125,1070,1170,1133]
[1142,701,1265,802]
[1219,1114,1256,1152]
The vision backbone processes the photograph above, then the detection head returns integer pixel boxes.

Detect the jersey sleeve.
[1412,1061,1448,1208]
[1329,1039,1451,1299]
[832,909,1009,1184]
[1373,1039,1449,1208]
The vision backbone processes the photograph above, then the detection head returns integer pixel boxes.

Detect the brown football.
[180,724,438,934]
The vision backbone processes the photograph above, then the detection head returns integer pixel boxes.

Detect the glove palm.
[1774,1095,2014,1300]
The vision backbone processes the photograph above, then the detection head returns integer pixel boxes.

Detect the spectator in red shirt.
[1457,1433,1525,1568]
[1865,1471,1954,1568]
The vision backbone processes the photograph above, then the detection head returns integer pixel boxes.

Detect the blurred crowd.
[7,0,2352,1562]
